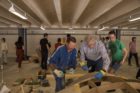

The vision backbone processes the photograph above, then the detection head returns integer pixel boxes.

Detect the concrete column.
[18,28,28,60]
[115,29,121,40]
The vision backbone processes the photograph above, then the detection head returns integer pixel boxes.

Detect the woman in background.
[15,36,24,72]
[55,38,62,50]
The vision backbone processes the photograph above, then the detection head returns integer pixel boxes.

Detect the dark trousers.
[128,52,139,67]
[41,49,48,70]
[136,68,140,79]
[86,58,103,86]
[54,74,65,92]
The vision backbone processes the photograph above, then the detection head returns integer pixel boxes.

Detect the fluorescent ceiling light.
[129,17,140,22]
[40,26,45,30]
[98,26,109,31]
[9,4,27,20]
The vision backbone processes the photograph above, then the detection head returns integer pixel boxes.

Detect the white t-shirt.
[1,42,8,51]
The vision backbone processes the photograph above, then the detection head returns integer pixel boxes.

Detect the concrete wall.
[0,33,140,57]
[27,34,88,56]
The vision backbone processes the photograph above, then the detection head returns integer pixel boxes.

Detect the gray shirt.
[80,40,110,71]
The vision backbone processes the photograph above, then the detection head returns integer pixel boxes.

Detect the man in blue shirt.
[49,36,77,92]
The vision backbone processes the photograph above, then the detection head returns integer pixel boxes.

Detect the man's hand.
[53,69,64,77]
[94,70,106,80]
[120,60,125,65]
[79,61,89,71]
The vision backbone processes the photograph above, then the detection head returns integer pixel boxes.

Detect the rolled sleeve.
[80,43,86,61]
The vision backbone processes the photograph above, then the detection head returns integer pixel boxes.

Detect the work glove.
[94,70,106,80]
[53,69,64,77]
[79,61,89,71]
[67,68,75,74]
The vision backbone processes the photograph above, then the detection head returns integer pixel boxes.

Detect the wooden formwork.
[59,73,140,93]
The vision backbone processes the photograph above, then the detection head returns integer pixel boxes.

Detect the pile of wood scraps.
[58,73,140,93]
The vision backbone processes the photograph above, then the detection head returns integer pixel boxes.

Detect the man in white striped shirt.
[80,35,110,85]
[1,38,8,64]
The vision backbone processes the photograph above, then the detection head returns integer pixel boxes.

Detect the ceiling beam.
[82,0,122,26]
[0,16,21,26]
[0,17,11,25]
[111,21,128,27]
[129,25,140,28]
[22,0,51,27]
[72,0,90,25]
[128,24,140,28]
[53,0,62,26]
[102,7,140,27]
[0,21,9,26]
[10,0,41,26]
[0,6,29,26]
[103,17,127,27]
[91,0,140,26]
[0,0,31,26]
[121,21,140,27]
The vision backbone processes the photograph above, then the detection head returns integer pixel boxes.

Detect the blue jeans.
[110,61,121,71]
[54,73,65,92]
[86,58,103,86]
[86,58,103,72]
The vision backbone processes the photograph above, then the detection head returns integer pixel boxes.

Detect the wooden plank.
[47,73,84,79]
[88,80,97,88]
[123,83,139,93]
[70,72,140,86]
[102,76,126,82]
[59,84,81,93]
[87,82,125,93]
[127,82,140,90]
[70,73,126,86]
[70,73,96,85]
[56,72,140,93]
[20,85,25,93]
[59,82,140,93]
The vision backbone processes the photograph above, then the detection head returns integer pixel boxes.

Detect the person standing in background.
[104,37,110,54]
[1,38,8,64]
[61,34,71,45]
[128,37,139,67]
[15,36,24,72]
[78,40,83,58]
[55,38,62,50]
[66,34,71,40]
[40,33,51,71]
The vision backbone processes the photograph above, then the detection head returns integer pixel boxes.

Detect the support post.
[18,28,28,60]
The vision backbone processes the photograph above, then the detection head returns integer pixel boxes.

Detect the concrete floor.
[0,58,139,93]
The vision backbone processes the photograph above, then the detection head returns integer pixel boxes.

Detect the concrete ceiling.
[0,0,140,30]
